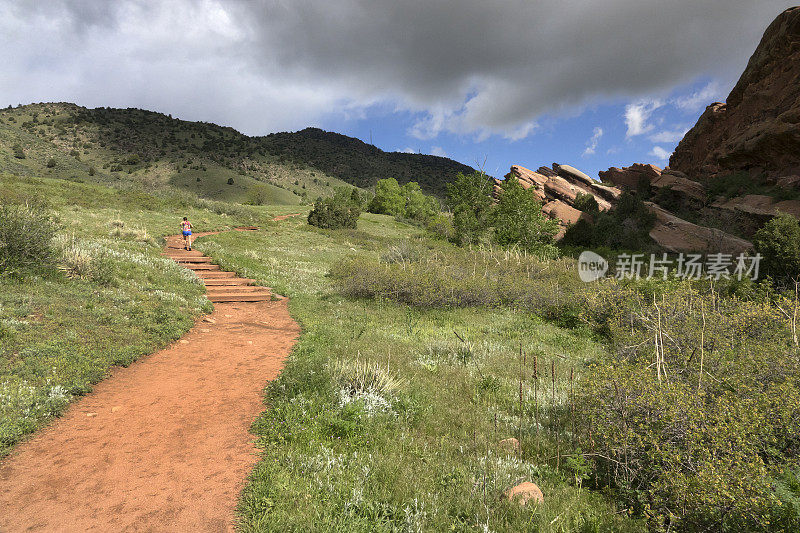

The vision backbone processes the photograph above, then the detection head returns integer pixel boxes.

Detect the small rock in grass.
[498,437,520,454]
[504,482,544,505]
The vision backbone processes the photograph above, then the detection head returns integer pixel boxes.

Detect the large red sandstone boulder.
[542,199,587,226]
[646,203,752,254]
[505,165,548,200]
[711,194,800,219]
[651,170,707,204]
[553,163,595,187]
[498,164,618,225]
[537,166,558,178]
[670,7,800,180]
[599,163,662,191]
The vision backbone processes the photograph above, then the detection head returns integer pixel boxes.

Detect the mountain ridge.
[0,102,475,203]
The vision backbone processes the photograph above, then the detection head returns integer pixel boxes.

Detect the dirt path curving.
[0,230,300,532]
[270,213,302,222]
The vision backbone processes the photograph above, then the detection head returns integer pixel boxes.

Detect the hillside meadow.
[195,214,643,531]
[0,173,274,455]
[3,171,800,531]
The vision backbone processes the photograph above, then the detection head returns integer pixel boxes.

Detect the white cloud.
[430,146,448,157]
[650,146,672,161]
[582,126,603,156]
[674,81,724,112]
[625,99,664,137]
[0,0,793,139]
[399,147,416,153]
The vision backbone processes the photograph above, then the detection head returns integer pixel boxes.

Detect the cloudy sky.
[1,0,795,178]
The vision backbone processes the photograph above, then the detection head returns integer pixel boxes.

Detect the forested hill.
[0,103,474,200]
[264,127,475,193]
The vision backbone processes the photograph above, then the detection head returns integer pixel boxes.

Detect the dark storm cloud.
[0,0,795,137]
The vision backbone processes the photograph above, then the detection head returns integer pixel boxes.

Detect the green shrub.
[368,178,405,216]
[491,176,559,254]
[400,181,438,222]
[754,212,800,283]
[369,179,439,223]
[308,188,362,229]
[0,201,60,275]
[446,172,493,245]
[573,192,599,214]
[563,192,656,250]
[12,144,25,159]
[46,158,56,168]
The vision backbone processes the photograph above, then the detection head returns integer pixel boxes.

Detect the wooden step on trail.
[163,233,272,304]
[196,271,236,279]
[202,278,256,286]
[172,257,214,264]
[204,292,273,303]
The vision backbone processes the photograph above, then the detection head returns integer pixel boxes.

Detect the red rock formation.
[502,162,751,252]
[651,170,707,205]
[599,163,662,191]
[500,164,618,236]
[711,194,800,219]
[646,203,752,254]
[670,7,800,179]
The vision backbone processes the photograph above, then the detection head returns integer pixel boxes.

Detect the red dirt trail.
[0,229,301,532]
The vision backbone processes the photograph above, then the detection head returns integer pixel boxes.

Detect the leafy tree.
[368,178,405,216]
[573,192,599,214]
[491,177,559,253]
[308,188,362,229]
[563,192,656,251]
[401,181,438,222]
[446,172,493,245]
[754,212,800,283]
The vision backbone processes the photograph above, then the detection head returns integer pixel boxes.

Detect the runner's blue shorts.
[183,230,191,236]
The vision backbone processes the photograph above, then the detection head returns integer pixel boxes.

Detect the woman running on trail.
[180,217,193,250]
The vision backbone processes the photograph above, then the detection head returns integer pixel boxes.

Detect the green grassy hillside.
[0,172,275,456]
[0,103,474,203]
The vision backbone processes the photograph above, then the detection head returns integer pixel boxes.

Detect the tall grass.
[330,241,800,531]
[196,221,643,532]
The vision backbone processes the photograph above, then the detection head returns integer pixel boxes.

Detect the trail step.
[202,278,256,286]
[206,286,266,294]
[208,292,272,303]
[173,257,214,264]
[163,250,204,257]
[165,233,271,303]
[195,271,236,279]
[186,264,220,271]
